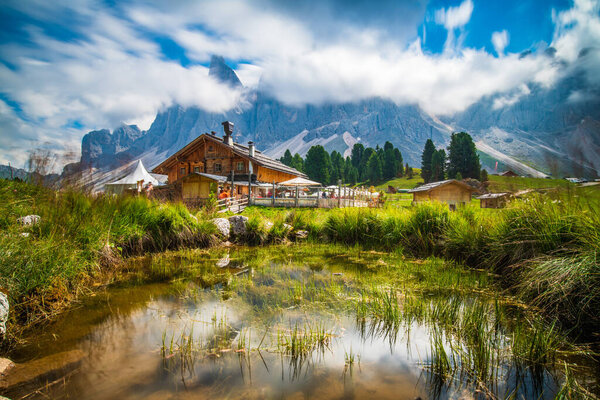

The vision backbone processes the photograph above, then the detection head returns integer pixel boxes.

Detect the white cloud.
[492,30,509,56]
[0,0,599,169]
[492,83,531,109]
[435,0,474,30]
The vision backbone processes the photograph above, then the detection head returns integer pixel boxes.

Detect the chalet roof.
[152,133,306,178]
[408,179,477,193]
[476,192,511,199]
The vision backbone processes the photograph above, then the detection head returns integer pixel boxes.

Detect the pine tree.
[383,142,397,180]
[420,139,436,183]
[347,167,359,185]
[304,146,331,184]
[480,169,488,182]
[281,149,293,166]
[351,143,365,168]
[291,153,304,172]
[406,164,414,179]
[447,132,481,180]
[431,149,446,182]
[359,147,376,181]
[394,148,404,176]
[330,151,345,184]
[366,152,383,184]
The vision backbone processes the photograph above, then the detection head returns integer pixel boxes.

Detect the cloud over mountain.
[0,0,599,168]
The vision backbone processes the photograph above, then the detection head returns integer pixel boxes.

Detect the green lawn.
[486,175,572,192]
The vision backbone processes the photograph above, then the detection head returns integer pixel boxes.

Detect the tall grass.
[250,196,600,334]
[0,179,217,335]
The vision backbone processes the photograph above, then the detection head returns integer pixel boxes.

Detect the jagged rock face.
[81,125,142,168]
[74,54,600,178]
[209,55,243,88]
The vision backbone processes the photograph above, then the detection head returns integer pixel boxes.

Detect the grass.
[0,179,218,339]
[158,244,595,398]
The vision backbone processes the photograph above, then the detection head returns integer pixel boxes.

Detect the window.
[180,167,186,176]
[193,166,200,173]
[237,161,244,171]
[208,145,214,152]
[214,163,222,173]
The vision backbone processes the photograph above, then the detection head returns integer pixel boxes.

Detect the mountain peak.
[209,55,243,88]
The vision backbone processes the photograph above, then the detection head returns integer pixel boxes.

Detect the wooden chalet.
[152,121,306,203]
[408,179,477,210]
[477,192,512,208]
[501,170,519,177]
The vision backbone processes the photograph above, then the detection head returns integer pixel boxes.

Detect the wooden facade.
[409,180,476,210]
[152,126,305,202]
[477,193,511,208]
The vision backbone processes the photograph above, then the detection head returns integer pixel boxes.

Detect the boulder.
[295,230,309,240]
[17,215,40,226]
[0,292,8,336]
[228,215,248,237]
[0,358,14,377]
[212,218,230,238]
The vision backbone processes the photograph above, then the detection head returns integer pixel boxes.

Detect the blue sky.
[0,0,598,168]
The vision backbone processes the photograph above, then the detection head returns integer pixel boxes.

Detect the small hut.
[501,170,518,177]
[477,192,512,208]
[408,179,477,210]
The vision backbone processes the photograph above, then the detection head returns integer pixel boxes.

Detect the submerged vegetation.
[18,245,593,399]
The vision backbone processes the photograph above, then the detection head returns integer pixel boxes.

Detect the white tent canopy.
[279,177,322,187]
[104,160,160,195]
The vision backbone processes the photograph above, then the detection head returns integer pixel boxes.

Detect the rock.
[212,218,230,238]
[17,215,40,226]
[295,230,309,240]
[0,292,8,336]
[0,358,15,377]
[20,232,30,238]
[264,221,274,231]
[0,350,84,391]
[283,223,293,232]
[228,215,248,237]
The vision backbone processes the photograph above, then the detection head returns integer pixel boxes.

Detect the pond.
[4,245,598,399]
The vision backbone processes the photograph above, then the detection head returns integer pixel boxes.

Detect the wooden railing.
[217,197,249,213]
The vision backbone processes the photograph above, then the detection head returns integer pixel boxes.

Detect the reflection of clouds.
[19,254,562,400]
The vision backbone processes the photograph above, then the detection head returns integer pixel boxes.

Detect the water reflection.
[3,246,594,399]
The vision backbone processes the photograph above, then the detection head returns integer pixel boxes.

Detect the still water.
[4,246,597,399]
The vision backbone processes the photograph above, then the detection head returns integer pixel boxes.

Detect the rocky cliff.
[73,54,600,179]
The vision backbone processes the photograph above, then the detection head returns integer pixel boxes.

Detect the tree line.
[279,142,407,185]
[420,132,485,183]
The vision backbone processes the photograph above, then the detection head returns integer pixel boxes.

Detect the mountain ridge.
[69,55,600,181]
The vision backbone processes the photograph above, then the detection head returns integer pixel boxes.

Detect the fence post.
[248,171,252,206]
[272,181,275,207]
[295,185,299,208]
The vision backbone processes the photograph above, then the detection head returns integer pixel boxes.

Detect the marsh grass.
[0,180,218,340]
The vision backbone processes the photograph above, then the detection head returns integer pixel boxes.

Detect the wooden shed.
[501,170,518,177]
[180,172,227,200]
[476,192,512,209]
[408,179,477,210]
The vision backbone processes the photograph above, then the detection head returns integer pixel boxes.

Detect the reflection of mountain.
[72,53,600,180]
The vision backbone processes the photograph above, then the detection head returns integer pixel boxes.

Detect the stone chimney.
[221,121,234,146]
[210,131,217,136]
[248,141,255,158]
